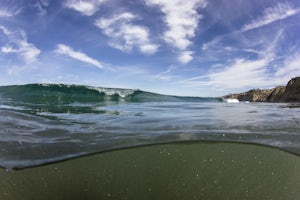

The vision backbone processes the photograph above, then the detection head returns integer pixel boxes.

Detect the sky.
[0,0,300,97]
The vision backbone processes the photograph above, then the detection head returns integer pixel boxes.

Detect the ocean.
[0,84,299,199]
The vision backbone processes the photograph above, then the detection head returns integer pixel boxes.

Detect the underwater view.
[1,0,300,199]
[0,84,299,199]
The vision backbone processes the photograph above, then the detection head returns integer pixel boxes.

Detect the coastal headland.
[223,77,300,102]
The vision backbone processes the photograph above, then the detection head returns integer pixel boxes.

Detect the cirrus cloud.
[55,44,103,69]
[0,27,41,63]
[0,5,21,18]
[242,2,300,32]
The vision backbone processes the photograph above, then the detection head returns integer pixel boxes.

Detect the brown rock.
[223,89,273,102]
[222,77,300,103]
[278,77,300,102]
[265,86,285,102]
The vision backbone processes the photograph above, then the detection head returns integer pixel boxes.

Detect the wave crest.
[0,83,222,104]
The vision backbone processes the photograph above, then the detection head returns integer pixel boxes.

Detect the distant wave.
[0,84,222,104]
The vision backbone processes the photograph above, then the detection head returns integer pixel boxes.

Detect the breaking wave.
[0,84,222,105]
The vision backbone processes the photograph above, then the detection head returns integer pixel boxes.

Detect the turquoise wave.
[0,84,222,104]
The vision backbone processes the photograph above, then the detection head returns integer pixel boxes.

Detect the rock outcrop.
[278,77,300,102]
[223,77,300,102]
[224,89,273,102]
[265,86,285,102]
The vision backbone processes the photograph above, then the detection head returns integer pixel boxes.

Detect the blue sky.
[0,0,300,96]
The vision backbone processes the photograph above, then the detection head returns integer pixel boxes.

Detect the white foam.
[225,98,239,103]
[86,86,136,98]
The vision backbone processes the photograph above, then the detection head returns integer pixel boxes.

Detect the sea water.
[0,84,299,199]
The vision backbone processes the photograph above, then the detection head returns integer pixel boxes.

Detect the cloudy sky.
[0,0,299,96]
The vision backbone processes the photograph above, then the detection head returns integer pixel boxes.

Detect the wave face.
[0,84,299,170]
[0,84,221,105]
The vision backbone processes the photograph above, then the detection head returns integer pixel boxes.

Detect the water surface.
[0,84,299,169]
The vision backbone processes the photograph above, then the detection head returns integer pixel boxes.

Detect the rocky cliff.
[278,77,300,102]
[223,77,300,102]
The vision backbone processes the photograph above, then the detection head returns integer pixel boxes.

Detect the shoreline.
[222,77,300,103]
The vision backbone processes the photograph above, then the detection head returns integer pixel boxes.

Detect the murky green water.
[1,142,299,200]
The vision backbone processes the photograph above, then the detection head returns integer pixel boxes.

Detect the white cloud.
[181,57,272,89]
[242,48,264,55]
[0,25,11,35]
[202,50,300,90]
[0,4,21,17]
[242,2,300,32]
[145,0,207,63]
[34,0,51,15]
[275,52,300,80]
[95,12,158,55]
[139,44,158,55]
[0,9,13,17]
[19,41,40,63]
[145,0,206,50]
[2,43,41,64]
[55,44,103,69]
[178,51,194,64]
[65,0,107,16]
[182,29,287,91]
[207,58,271,89]
[0,28,41,63]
